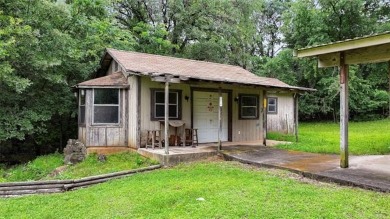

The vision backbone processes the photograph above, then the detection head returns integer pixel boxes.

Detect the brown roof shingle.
[94,49,313,91]
[77,72,128,88]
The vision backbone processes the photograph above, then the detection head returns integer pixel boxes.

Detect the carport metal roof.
[294,32,390,168]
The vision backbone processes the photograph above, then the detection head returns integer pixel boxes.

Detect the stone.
[63,139,87,165]
[97,154,107,162]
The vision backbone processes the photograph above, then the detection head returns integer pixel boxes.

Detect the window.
[151,89,182,120]
[239,94,259,119]
[267,97,278,114]
[93,89,120,124]
[79,89,86,124]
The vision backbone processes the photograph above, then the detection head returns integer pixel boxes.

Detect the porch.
[137,140,283,166]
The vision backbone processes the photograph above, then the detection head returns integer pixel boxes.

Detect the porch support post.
[388,61,390,119]
[294,93,299,142]
[262,90,267,146]
[340,52,349,168]
[164,78,170,155]
[218,87,222,151]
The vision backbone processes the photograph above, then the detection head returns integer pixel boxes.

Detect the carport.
[294,32,390,168]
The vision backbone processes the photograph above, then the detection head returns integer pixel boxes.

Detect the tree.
[0,0,135,159]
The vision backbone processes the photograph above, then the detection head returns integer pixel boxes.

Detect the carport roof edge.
[294,31,390,58]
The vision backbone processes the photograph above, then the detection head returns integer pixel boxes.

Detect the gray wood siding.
[78,127,86,145]
[107,60,122,75]
[232,87,263,142]
[267,93,295,134]
[139,77,265,146]
[80,88,128,147]
[78,74,295,148]
[139,77,191,146]
[127,76,139,148]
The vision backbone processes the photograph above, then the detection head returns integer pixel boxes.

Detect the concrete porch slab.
[221,145,390,192]
[137,140,279,166]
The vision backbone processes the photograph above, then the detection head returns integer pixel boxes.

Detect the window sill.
[90,124,123,128]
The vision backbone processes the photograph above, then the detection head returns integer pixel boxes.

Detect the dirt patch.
[47,165,68,178]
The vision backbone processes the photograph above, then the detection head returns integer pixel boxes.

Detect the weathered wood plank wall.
[139,77,265,146]
[267,93,295,134]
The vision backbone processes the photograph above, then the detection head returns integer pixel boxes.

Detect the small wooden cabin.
[75,49,310,153]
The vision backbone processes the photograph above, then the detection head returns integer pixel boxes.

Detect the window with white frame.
[239,94,259,119]
[267,97,278,114]
[151,89,181,120]
[93,89,120,124]
[79,89,86,124]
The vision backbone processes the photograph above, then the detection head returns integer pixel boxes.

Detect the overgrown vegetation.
[1,162,389,218]
[270,119,390,155]
[1,0,389,162]
[0,152,158,182]
[50,152,159,180]
[0,153,63,183]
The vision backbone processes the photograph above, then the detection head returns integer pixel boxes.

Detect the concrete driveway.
[221,145,390,192]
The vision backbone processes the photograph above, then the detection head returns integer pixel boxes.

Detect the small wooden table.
[159,120,185,146]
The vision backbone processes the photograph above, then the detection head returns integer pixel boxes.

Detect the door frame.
[190,87,232,142]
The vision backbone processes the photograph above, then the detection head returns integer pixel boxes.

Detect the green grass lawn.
[269,119,390,155]
[0,161,389,218]
[0,152,158,182]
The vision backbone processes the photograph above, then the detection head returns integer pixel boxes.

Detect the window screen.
[93,89,119,124]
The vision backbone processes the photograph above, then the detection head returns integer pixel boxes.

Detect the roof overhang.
[127,70,315,92]
[294,32,390,67]
[74,72,129,89]
[75,85,130,89]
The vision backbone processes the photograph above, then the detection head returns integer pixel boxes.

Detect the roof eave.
[75,85,130,89]
[294,32,390,58]
[126,70,314,92]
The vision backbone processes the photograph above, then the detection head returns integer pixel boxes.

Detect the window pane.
[80,91,86,105]
[268,105,276,112]
[155,105,164,118]
[94,106,119,123]
[268,98,275,105]
[242,107,257,118]
[94,89,118,104]
[79,106,85,124]
[241,96,257,106]
[169,105,178,118]
[155,91,164,104]
[169,92,177,104]
[155,105,178,118]
[152,90,181,120]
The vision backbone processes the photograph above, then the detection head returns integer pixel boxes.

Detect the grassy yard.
[268,119,390,155]
[0,152,158,182]
[0,161,389,218]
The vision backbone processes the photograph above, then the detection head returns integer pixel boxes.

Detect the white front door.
[193,91,228,143]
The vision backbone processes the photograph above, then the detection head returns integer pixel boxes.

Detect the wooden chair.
[145,130,162,149]
[185,128,198,147]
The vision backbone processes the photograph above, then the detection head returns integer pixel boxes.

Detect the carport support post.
[388,61,390,119]
[340,53,349,168]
